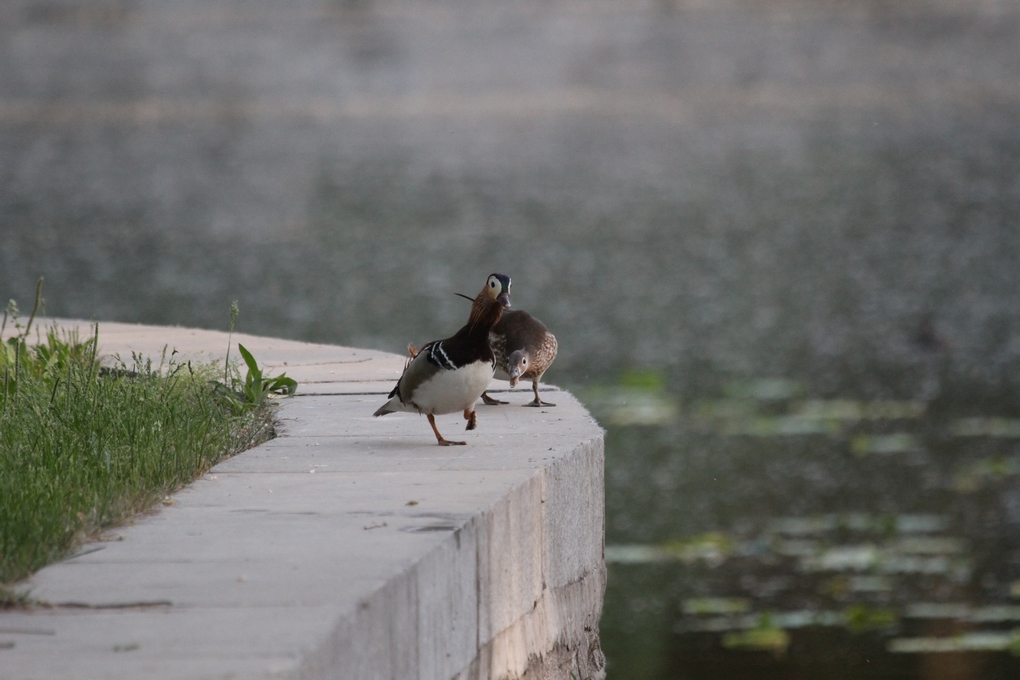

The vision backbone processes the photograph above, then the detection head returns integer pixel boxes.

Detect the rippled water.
[586,378,1020,678]
[3,0,1020,677]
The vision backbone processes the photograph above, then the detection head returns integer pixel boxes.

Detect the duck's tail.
[373,400,396,417]
[374,393,412,416]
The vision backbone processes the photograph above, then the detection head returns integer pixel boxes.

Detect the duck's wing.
[374,344,442,415]
[503,311,549,346]
[488,329,509,373]
[540,331,558,364]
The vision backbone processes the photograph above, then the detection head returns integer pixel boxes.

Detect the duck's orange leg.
[429,413,465,446]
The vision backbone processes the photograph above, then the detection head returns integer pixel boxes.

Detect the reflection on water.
[590,377,1020,679]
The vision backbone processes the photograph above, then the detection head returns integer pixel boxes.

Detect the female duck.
[482,309,558,407]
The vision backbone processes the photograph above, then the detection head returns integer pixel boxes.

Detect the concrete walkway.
[0,320,605,680]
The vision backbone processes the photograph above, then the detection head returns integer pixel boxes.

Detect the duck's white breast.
[410,360,494,415]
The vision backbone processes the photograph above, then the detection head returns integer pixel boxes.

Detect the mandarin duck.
[481,309,558,407]
[374,274,511,445]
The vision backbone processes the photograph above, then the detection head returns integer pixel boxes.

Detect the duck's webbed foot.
[523,383,555,407]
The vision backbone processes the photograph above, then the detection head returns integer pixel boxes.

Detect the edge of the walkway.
[0,319,606,680]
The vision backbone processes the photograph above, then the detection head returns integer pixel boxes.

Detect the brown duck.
[482,309,558,407]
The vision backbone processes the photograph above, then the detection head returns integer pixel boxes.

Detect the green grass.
[0,293,288,587]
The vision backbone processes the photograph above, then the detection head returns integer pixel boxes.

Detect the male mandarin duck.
[374,274,511,445]
[481,309,558,408]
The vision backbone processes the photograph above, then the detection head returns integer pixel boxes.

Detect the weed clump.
[0,287,286,585]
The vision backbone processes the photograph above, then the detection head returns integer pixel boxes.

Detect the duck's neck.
[466,295,504,337]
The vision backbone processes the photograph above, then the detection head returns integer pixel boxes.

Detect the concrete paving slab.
[477,477,546,642]
[211,434,586,474]
[544,440,607,590]
[0,605,341,680]
[1,320,606,680]
[279,392,599,440]
[292,382,560,397]
[416,523,479,680]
